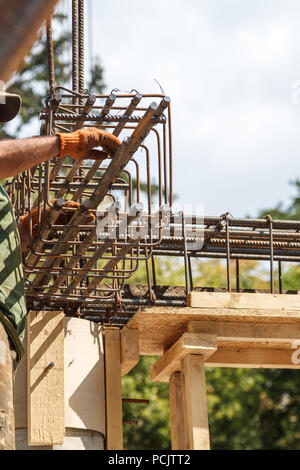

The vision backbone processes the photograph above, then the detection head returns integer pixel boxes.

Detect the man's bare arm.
[0,136,60,178]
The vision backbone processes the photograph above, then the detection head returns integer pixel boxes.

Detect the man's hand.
[57,128,121,160]
[18,200,95,252]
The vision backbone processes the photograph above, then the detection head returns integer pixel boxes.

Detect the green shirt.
[0,185,26,362]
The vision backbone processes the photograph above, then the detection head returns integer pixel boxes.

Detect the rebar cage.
[8,89,176,317]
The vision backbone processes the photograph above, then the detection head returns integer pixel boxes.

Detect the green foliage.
[259,179,300,220]
[3,5,300,449]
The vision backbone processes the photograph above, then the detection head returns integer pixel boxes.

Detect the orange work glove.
[57,128,121,160]
[18,200,95,251]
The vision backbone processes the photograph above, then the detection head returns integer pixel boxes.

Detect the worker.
[0,91,121,450]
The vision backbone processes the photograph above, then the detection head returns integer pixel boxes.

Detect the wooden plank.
[126,307,300,356]
[169,372,186,450]
[187,320,300,343]
[120,327,139,376]
[104,328,123,450]
[27,310,64,446]
[206,348,300,369]
[188,291,300,310]
[182,354,210,450]
[150,333,217,383]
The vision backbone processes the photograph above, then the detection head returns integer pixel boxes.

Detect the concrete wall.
[14,317,106,450]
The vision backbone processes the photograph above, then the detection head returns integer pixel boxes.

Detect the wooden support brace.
[121,327,139,376]
[169,372,186,450]
[27,310,64,446]
[150,332,217,383]
[104,328,123,450]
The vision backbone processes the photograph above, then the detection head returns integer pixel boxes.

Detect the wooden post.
[104,328,123,450]
[27,311,64,446]
[150,333,216,450]
[121,327,139,376]
[0,0,59,83]
[169,372,186,450]
[150,333,217,383]
[182,354,210,450]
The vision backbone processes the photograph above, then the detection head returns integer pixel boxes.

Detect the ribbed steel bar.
[279,261,283,294]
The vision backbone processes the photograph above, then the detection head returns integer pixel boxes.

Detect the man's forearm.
[0,136,60,178]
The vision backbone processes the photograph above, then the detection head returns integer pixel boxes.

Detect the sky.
[64,0,300,217]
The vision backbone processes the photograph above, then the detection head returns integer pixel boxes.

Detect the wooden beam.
[207,348,300,369]
[121,327,139,376]
[188,291,300,310]
[27,310,64,446]
[187,320,300,343]
[104,328,123,450]
[182,354,210,450]
[150,333,217,383]
[169,372,187,450]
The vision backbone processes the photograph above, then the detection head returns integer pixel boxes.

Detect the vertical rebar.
[163,124,168,204]
[0,323,16,450]
[151,255,157,292]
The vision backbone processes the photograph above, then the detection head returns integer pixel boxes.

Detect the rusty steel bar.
[16,77,300,325]
[236,259,240,293]
[40,111,166,124]
[226,215,231,293]
[78,0,85,101]
[46,18,55,93]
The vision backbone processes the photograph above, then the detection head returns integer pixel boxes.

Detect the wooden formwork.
[25,292,300,450]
